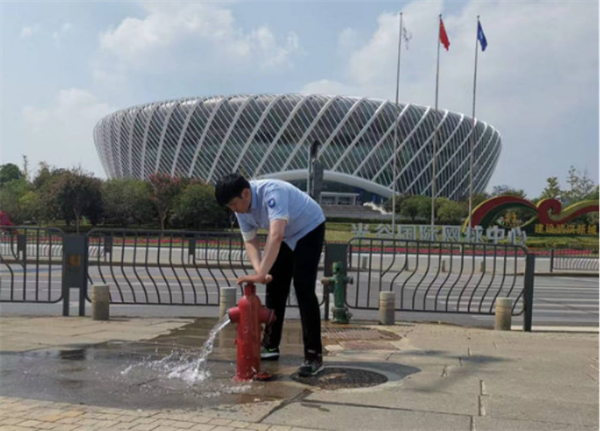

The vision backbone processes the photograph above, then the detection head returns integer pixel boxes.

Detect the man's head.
[215,174,252,213]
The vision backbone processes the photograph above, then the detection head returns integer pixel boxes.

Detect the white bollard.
[91,284,110,321]
[361,256,368,270]
[379,291,396,325]
[220,287,238,319]
[495,298,513,331]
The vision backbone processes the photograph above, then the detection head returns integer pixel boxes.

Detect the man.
[215,174,326,377]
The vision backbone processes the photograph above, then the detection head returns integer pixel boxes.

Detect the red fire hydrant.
[227,283,276,381]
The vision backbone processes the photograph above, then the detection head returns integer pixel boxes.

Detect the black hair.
[215,173,250,207]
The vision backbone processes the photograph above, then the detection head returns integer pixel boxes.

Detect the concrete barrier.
[495,297,513,331]
[91,284,110,321]
[379,291,396,325]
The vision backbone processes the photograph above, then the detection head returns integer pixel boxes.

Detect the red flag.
[439,18,450,51]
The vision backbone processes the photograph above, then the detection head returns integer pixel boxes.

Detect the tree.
[50,169,103,232]
[0,178,28,224]
[384,194,408,214]
[471,192,491,207]
[538,177,562,201]
[102,179,154,227]
[491,185,527,199]
[22,155,30,183]
[588,185,600,226]
[458,192,490,218]
[33,162,52,190]
[149,173,184,230]
[437,200,467,224]
[172,183,227,230]
[400,195,429,222]
[29,163,67,223]
[0,163,25,186]
[586,185,599,201]
[19,191,44,225]
[564,166,596,204]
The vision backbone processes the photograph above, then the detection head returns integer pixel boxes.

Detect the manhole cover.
[292,367,388,390]
[322,327,400,341]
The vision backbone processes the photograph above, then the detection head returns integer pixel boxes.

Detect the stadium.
[93,94,501,204]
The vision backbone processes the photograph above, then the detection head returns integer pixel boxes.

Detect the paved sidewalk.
[0,396,317,431]
[0,316,598,431]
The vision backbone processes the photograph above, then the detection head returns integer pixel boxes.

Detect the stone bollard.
[220,287,238,319]
[480,261,486,273]
[495,298,513,331]
[361,256,368,270]
[379,291,396,325]
[91,284,110,321]
[441,260,447,273]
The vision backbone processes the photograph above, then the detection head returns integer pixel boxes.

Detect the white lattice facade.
[93,94,501,200]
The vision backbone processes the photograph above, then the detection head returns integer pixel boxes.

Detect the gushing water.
[122,315,231,385]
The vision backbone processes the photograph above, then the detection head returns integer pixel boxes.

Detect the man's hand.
[237,273,273,285]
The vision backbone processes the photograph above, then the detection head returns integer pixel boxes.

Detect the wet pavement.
[0,318,413,411]
[1,316,597,431]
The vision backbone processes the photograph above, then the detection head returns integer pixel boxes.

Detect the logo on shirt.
[268,198,276,208]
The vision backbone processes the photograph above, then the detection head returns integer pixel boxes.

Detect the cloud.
[95,2,302,83]
[53,22,72,47]
[21,89,115,177]
[338,28,361,53]
[300,0,599,196]
[20,25,40,38]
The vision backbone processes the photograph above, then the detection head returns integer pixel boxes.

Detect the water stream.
[121,315,231,385]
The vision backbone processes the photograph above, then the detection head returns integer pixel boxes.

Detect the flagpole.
[392,11,403,237]
[468,16,481,232]
[431,14,442,228]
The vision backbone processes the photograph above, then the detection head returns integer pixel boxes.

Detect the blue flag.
[478,22,488,51]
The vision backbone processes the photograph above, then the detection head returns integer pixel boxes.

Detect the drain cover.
[292,367,388,390]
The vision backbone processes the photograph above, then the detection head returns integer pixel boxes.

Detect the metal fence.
[85,229,327,308]
[0,227,65,303]
[550,248,599,272]
[345,238,533,320]
[87,229,257,306]
[0,227,534,330]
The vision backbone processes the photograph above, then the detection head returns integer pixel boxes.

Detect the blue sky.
[1,0,598,198]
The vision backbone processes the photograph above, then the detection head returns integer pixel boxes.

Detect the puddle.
[0,317,307,410]
[0,318,416,411]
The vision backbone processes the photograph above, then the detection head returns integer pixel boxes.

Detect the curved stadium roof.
[94,94,501,200]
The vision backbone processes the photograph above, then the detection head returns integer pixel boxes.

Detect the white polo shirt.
[235,179,325,250]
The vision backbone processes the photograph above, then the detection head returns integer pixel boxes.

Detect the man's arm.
[258,219,287,279]
[243,237,262,273]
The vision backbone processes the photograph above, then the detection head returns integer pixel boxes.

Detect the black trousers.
[262,222,325,361]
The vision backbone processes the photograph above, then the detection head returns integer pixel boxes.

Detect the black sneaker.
[297,358,324,377]
[260,346,280,360]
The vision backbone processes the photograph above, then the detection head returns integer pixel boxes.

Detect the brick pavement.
[0,396,318,431]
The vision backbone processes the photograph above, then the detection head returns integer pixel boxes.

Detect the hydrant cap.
[228,306,240,323]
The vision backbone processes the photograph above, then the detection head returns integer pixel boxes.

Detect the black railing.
[0,227,65,303]
[0,227,535,330]
[85,229,327,308]
[549,248,599,272]
[345,238,530,317]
